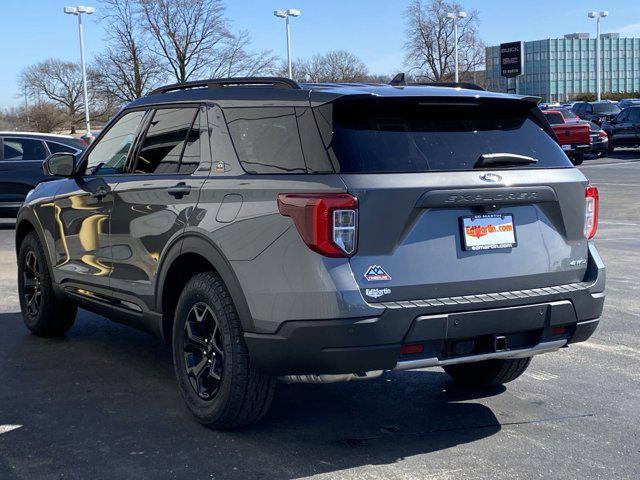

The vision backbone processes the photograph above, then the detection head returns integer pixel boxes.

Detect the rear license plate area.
[460,214,517,251]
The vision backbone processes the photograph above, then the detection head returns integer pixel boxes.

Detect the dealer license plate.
[461,214,517,251]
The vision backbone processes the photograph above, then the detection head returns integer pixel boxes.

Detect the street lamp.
[64,5,95,139]
[446,11,467,83]
[274,9,301,80]
[588,10,609,101]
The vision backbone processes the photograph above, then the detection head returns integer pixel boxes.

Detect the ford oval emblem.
[480,173,502,183]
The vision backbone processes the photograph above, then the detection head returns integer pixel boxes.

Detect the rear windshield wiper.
[475,153,538,168]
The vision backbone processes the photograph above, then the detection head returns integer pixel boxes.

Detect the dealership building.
[485,33,640,102]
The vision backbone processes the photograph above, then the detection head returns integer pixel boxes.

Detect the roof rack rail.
[388,73,485,91]
[149,77,301,95]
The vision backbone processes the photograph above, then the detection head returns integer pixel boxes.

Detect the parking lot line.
[0,424,22,435]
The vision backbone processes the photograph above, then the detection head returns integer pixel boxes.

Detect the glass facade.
[486,34,640,102]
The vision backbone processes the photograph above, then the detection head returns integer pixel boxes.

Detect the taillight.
[585,185,599,239]
[598,130,608,139]
[277,193,358,257]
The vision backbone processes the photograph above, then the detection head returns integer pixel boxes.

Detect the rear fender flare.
[155,233,255,335]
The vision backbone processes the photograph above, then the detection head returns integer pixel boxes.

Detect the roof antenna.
[389,73,406,86]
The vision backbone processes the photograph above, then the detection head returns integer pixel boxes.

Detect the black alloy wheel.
[22,250,43,317]
[183,302,225,400]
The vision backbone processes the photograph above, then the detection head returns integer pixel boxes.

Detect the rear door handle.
[167,182,191,199]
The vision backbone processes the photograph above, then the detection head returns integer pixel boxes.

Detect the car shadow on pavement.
[0,310,505,480]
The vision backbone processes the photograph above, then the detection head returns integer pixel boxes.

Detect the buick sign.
[500,41,523,78]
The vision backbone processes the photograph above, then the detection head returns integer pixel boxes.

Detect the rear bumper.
[246,245,605,376]
[564,144,590,154]
[590,140,608,153]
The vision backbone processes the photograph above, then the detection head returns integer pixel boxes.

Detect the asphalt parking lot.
[0,153,639,480]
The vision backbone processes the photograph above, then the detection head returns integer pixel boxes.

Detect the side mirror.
[43,153,76,177]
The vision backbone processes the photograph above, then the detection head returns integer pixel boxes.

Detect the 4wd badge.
[364,265,391,282]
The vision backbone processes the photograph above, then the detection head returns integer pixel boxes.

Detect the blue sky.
[2,0,640,108]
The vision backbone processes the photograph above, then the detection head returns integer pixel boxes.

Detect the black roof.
[127,76,538,110]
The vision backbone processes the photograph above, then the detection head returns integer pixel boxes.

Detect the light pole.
[64,5,94,139]
[446,11,467,82]
[588,10,609,101]
[274,9,301,80]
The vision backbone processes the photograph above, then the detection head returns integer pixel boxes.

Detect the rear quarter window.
[544,113,564,125]
[46,141,78,154]
[329,99,572,173]
[224,107,333,174]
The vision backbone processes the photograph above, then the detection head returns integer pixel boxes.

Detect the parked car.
[586,121,609,156]
[572,101,621,125]
[601,106,640,151]
[0,132,86,217]
[538,102,561,110]
[617,98,640,110]
[15,77,605,429]
[542,109,591,164]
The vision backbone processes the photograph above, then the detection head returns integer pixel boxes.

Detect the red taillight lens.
[585,185,599,239]
[400,344,424,355]
[277,193,358,257]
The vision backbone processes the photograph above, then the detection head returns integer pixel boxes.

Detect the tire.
[443,357,532,387]
[571,154,584,166]
[607,143,615,153]
[17,231,77,337]
[172,271,276,429]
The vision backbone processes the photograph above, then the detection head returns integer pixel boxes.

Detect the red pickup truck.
[542,109,591,165]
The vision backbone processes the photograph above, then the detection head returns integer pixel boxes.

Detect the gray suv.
[15,77,605,429]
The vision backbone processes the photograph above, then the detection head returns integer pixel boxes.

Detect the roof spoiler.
[389,73,485,91]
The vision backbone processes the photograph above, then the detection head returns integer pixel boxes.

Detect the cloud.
[617,22,640,36]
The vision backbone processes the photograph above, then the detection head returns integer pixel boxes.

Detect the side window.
[617,110,629,123]
[586,105,593,115]
[86,110,145,175]
[225,107,306,174]
[179,110,201,174]
[627,109,640,123]
[134,107,198,174]
[47,142,77,154]
[3,138,47,161]
[296,107,334,173]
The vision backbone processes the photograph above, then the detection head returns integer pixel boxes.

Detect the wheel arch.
[156,233,255,343]
[15,211,57,283]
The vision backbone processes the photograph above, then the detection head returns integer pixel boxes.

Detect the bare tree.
[20,59,84,132]
[294,50,369,83]
[404,0,484,82]
[1,103,67,133]
[138,0,230,83]
[209,31,280,78]
[94,0,164,102]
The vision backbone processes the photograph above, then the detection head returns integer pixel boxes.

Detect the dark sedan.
[0,132,86,217]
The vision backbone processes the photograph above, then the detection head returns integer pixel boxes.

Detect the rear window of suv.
[592,103,620,115]
[329,99,572,173]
